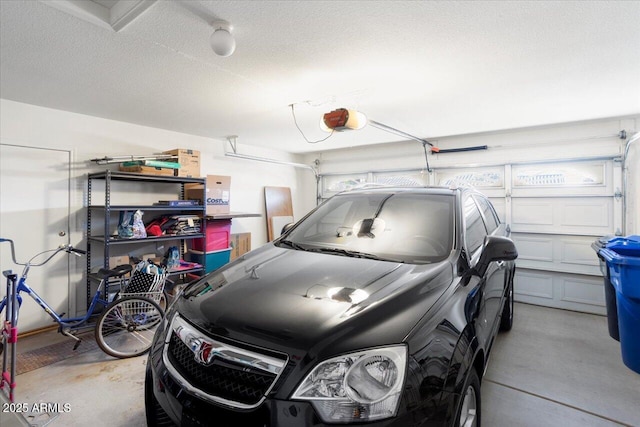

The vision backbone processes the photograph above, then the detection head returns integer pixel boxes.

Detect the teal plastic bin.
[601,237,640,374]
[187,248,231,273]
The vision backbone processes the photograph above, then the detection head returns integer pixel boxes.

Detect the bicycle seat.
[96,264,133,280]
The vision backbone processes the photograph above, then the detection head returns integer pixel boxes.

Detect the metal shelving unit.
[86,170,206,305]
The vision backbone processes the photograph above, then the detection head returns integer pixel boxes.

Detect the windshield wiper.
[307,247,404,263]
[277,239,308,251]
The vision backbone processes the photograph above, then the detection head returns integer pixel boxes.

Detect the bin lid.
[605,235,640,257]
[592,235,616,252]
[600,247,640,266]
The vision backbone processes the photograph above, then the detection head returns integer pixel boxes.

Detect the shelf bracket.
[227,135,239,154]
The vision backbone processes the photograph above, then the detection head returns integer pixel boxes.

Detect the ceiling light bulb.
[351,110,367,130]
[210,20,236,57]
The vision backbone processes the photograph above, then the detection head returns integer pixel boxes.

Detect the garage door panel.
[560,239,600,269]
[561,200,612,228]
[512,200,554,226]
[511,197,614,235]
[515,269,606,315]
[512,235,554,262]
[513,234,601,275]
[514,270,554,299]
[562,278,606,307]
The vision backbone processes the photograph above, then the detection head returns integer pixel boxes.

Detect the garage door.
[435,159,620,315]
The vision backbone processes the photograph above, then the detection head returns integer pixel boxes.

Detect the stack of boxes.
[118,148,201,177]
[188,220,232,273]
[115,148,251,273]
[185,175,234,273]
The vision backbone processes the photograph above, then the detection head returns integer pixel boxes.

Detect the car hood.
[175,243,454,358]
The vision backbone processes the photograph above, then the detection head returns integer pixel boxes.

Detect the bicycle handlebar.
[0,238,86,266]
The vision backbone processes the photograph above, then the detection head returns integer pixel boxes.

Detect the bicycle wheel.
[95,296,164,359]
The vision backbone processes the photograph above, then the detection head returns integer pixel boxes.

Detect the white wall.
[0,99,312,311]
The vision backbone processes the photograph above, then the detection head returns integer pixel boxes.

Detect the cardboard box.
[108,255,130,269]
[185,175,231,215]
[163,148,201,178]
[118,165,174,176]
[230,233,251,260]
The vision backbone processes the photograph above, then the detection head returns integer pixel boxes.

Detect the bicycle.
[0,238,164,360]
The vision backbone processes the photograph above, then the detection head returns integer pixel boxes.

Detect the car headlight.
[292,345,407,423]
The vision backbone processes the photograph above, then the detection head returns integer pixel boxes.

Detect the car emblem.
[194,341,215,365]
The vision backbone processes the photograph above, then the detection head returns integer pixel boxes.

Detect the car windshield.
[280,192,454,264]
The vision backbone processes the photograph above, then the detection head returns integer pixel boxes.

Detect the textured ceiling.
[1,0,639,153]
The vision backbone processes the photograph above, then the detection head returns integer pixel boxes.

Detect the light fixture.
[210,20,236,57]
[321,108,367,132]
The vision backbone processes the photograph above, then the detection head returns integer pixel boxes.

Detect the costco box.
[185,175,231,215]
[119,165,174,176]
[187,248,231,273]
[163,148,201,178]
[230,233,251,260]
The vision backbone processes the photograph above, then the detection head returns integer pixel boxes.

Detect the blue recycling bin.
[592,236,620,341]
[601,236,640,374]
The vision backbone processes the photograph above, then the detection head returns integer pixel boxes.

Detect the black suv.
[146,186,517,427]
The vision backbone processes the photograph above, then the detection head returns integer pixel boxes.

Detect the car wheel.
[145,366,175,427]
[454,368,481,427]
[499,277,514,332]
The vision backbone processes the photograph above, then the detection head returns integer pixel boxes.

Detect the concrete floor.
[2,303,639,427]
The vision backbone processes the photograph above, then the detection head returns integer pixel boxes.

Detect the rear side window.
[463,196,487,254]
[474,195,499,233]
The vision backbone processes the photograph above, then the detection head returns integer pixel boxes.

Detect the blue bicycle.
[0,238,164,360]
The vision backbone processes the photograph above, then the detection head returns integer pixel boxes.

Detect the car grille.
[168,333,276,406]
[163,315,288,409]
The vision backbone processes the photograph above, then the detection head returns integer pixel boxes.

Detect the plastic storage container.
[191,219,231,252]
[592,236,619,341]
[600,236,640,374]
[187,248,232,273]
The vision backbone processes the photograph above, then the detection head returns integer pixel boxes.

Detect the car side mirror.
[281,222,294,236]
[475,235,518,277]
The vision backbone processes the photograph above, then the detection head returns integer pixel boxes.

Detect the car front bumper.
[147,352,451,427]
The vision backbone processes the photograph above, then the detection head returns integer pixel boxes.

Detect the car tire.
[145,366,176,427]
[454,368,481,427]
[499,275,514,332]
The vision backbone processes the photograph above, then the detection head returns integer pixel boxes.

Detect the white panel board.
[515,268,605,315]
[512,233,601,276]
[562,277,606,307]
[514,270,554,299]
[511,197,614,235]
[512,200,554,226]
